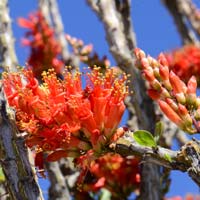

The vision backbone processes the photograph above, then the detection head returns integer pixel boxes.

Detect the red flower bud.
[143,69,155,82]
[166,98,178,111]
[159,65,169,81]
[187,76,197,95]
[175,93,186,104]
[158,100,183,126]
[169,71,187,94]
[141,58,149,69]
[178,104,188,116]
[158,53,168,66]
[134,48,146,59]
[150,79,162,91]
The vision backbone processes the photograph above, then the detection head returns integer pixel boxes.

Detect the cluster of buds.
[3,66,128,170]
[66,34,110,68]
[164,45,200,83]
[134,48,200,134]
[76,153,140,199]
[18,11,64,78]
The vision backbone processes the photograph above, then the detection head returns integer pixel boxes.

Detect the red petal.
[46,150,68,162]
[17,18,34,29]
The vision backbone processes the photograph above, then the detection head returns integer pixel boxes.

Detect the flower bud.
[163,80,172,91]
[186,76,198,108]
[147,55,155,67]
[150,79,162,91]
[161,88,171,98]
[141,58,150,69]
[166,98,178,111]
[169,71,187,94]
[158,53,168,66]
[158,100,183,127]
[134,48,146,59]
[143,69,155,82]
[186,93,198,108]
[175,93,186,104]
[153,67,160,79]
[178,104,192,126]
[151,58,159,68]
[159,65,169,81]
[187,76,197,95]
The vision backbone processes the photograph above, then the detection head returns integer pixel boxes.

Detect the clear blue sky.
[9,0,200,198]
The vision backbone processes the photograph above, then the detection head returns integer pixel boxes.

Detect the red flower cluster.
[134,48,200,134]
[76,153,140,199]
[166,194,200,200]
[18,11,64,78]
[164,45,200,82]
[3,67,127,165]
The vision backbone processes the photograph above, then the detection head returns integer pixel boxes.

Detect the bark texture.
[0,0,18,71]
[0,90,44,200]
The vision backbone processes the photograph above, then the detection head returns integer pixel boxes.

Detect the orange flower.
[104,101,125,139]
[3,67,128,163]
[87,67,128,141]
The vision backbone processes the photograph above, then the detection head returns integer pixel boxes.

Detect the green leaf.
[133,130,156,147]
[164,154,172,162]
[0,167,5,182]
[154,121,164,143]
[99,188,111,200]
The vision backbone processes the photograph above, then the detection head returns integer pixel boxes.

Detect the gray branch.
[110,131,200,187]
[48,0,70,64]
[0,0,18,72]
[162,0,199,45]
[0,90,44,200]
[46,161,71,200]
[177,0,200,37]
[0,1,44,199]
[38,0,51,25]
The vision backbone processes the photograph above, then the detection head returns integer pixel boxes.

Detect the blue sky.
[9,0,199,198]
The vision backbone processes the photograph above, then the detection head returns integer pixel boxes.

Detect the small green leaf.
[0,167,5,182]
[154,121,164,143]
[164,154,172,162]
[100,188,111,200]
[133,130,156,147]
